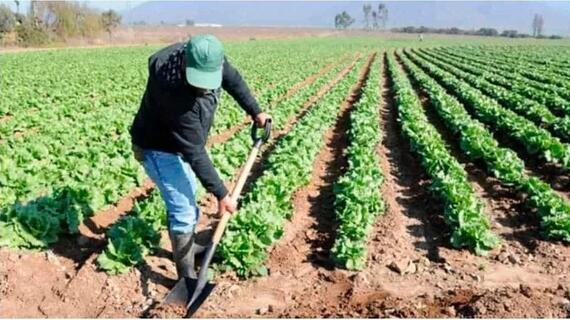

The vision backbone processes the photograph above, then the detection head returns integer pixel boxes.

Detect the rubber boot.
[169,231,197,279]
[190,239,206,256]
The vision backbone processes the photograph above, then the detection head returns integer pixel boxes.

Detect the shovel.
[163,119,272,317]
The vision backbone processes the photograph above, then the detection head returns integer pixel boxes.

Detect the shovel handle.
[212,146,260,243]
[212,120,271,244]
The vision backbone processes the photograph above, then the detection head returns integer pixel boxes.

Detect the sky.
[87,1,146,12]
[2,1,569,35]
[1,0,145,13]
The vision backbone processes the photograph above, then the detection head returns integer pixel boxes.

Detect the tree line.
[334,4,564,39]
[0,1,121,47]
[334,3,388,30]
[393,13,561,39]
[391,25,562,39]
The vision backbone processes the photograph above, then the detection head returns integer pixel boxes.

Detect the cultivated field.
[0,36,569,318]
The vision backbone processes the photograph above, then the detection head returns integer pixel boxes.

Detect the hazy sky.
[3,1,569,34]
[1,0,146,13]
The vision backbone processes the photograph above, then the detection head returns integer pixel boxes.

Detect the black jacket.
[130,42,261,200]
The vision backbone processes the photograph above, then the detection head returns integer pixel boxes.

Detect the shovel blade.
[185,280,216,317]
[163,276,216,316]
[164,277,193,305]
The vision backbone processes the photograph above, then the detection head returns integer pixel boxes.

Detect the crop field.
[1,36,570,318]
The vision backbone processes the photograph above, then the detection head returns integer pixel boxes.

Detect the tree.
[532,13,544,37]
[101,9,121,40]
[476,28,498,36]
[449,27,461,35]
[378,3,388,29]
[371,10,378,29]
[334,14,341,29]
[362,4,371,30]
[340,11,354,29]
[0,4,16,35]
[501,30,518,38]
[334,11,354,30]
[29,0,41,28]
[537,14,544,37]
[13,0,19,14]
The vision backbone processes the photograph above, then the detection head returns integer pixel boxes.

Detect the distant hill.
[124,1,570,36]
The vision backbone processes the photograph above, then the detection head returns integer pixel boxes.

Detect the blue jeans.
[142,150,199,235]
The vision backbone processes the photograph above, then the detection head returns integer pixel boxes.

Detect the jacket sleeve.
[222,57,262,118]
[170,103,229,200]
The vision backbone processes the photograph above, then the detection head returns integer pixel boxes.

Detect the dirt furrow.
[275,57,345,104]
[0,113,13,122]
[349,52,446,302]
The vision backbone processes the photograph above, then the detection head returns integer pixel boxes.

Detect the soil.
[0,114,13,122]
[1,52,570,318]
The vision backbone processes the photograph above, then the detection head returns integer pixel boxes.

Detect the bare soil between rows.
[1,53,569,318]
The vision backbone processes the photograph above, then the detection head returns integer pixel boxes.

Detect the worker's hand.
[254,112,271,128]
[218,194,237,215]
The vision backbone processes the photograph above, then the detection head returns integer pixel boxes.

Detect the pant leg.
[180,160,201,229]
[142,150,200,235]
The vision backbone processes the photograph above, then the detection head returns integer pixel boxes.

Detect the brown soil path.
[191,54,361,239]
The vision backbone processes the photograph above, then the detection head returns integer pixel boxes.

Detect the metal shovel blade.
[163,242,218,317]
[163,276,216,310]
[184,279,216,318]
[164,277,193,305]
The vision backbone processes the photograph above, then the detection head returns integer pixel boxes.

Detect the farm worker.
[129,34,270,280]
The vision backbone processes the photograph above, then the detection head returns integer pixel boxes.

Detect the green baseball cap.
[185,34,224,90]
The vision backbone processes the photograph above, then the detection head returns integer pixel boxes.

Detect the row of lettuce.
[414,49,570,142]
[398,50,570,245]
[330,55,385,270]
[217,56,372,276]
[405,52,570,170]
[426,48,570,118]
[387,53,500,255]
[473,45,570,74]
[440,46,570,98]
